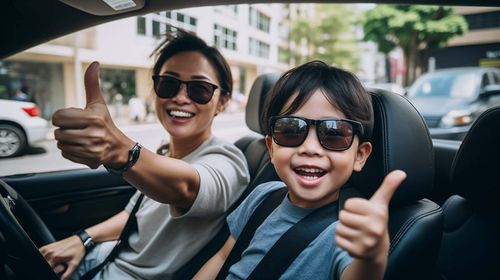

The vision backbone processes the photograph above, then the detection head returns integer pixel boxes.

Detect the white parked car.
[0,99,49,158]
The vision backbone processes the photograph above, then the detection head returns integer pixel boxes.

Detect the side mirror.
[479,84,500,98]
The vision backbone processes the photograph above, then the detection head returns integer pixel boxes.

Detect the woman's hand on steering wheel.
[39,235,86,280]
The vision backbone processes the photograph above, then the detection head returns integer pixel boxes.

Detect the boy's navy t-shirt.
[226,181,353,280]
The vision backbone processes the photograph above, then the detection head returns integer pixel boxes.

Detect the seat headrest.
[246,73,434,205]
[245,72,281,134]
[351,90,435,206]
[451,106,500,202]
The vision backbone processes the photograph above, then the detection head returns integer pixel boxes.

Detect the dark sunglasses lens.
[154,77,180,99]
[318,120,354,150]
[272,117,308,147]
[187,82,215,104]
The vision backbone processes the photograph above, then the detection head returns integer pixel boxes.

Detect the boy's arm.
[337,170,407,280]
[194,235,236,280]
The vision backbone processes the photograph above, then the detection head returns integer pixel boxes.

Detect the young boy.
[194,60,406,280]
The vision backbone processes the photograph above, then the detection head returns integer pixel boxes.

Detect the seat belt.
[215,187,288,280]
[80,193,144,280]
[216,185,362,279]
[248,197,338,279]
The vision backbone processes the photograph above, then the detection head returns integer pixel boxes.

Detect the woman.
[40,29,250,280]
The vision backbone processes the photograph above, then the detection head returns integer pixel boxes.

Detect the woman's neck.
[169,132,211,159]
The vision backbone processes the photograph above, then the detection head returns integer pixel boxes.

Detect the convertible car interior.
[0,1,499,280]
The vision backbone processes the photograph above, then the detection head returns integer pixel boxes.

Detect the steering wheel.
[0,179,59,280]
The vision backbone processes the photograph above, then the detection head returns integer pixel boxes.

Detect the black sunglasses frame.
[152,75,220,104]
[269,116,364,151]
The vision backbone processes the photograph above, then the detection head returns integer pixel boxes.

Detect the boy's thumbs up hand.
[52,61,131,169]
[335,170,406,264]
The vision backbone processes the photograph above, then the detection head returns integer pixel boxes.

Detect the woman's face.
[155,51,228,142]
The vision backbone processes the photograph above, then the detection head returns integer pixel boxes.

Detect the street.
[0,111,259,177]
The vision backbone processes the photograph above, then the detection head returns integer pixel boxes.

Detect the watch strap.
[75,229,95,251]
[105,142,142,175]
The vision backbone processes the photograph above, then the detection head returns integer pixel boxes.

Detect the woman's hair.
[261,60,373,141]
[151,27,232,98]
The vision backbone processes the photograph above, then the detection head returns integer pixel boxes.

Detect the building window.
[137,17,146,35]
[249,7,271,33]
[249,38,270,58]
[214,24,237,50]
[152,20,161,38]
[136,11,197,37]
[464,11,500,30]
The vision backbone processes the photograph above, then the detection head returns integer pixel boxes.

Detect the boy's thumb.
[369,170,407,206]
[84,61,105,108]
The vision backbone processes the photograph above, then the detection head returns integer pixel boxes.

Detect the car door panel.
[1,167,135,240]
[430,139,461,205]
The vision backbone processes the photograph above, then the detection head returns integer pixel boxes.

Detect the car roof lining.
[1,0,499,59]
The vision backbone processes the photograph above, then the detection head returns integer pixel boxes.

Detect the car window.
[480,73,490,88]
[408,71,479,99]
[491,72,500,84]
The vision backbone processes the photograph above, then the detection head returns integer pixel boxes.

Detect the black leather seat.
[175,75,443,279]
[351,89,442,279]
[437,107,500,280]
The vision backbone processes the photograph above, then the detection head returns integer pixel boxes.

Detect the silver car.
[407,67,500,140]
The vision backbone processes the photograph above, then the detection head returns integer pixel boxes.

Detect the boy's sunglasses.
[269,116,364,151]
[152,75,220,104]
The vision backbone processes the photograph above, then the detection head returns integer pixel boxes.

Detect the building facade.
[2,4,289,120]
[431,7,500,70]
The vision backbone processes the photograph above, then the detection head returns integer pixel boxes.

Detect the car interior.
[0,0,499,280]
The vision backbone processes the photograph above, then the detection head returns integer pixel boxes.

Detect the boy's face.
[265,90,372,208]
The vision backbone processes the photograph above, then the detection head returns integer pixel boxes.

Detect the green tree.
[363,5,468,86]
[287,4,361,70]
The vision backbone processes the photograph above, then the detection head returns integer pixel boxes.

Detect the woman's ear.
[216,94,230,115]
[353,141,372,172]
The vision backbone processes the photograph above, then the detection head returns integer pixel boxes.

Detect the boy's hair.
[151,26,232,98]
[261,60,373,141]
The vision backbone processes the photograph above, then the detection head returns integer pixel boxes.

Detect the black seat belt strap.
[248,199,338,279]
[215,187,288,280]
[80,193,144,280]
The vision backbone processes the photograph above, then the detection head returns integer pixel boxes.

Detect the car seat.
[350,89,442,279]
[174,75,443,279]
[437,106,500,280]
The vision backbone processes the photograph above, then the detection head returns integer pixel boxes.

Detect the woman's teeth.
[168,110,194,118]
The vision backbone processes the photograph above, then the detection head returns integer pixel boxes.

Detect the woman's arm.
[52,62,201,209]
[193,236,236,280]
[39,210,129,280]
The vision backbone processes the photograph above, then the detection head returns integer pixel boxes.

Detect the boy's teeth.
[294,167,326,180]
[168,110,194,118]
[296,167,324,173]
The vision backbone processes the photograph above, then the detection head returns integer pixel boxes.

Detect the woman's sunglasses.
[152,75,220,104]
[269,116,364,151]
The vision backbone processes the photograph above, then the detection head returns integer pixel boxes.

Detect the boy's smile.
[265,90,372,208]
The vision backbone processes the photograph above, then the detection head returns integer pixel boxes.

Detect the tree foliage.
[287,4,361,70]
[363,5,468,86]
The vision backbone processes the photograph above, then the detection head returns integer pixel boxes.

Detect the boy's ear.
[265,135,275,163]
[353,141,372,172]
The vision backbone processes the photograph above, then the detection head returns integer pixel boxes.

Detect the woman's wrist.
[105,142,142,175]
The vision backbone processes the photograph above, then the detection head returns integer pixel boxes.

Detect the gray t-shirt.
[226,181,352,280]
[99,136,250,279]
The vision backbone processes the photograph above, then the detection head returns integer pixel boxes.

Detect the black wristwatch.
[105,142,142,175]
[75,230,95,252]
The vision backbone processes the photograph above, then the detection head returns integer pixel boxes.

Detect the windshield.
[407,71,480,99]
